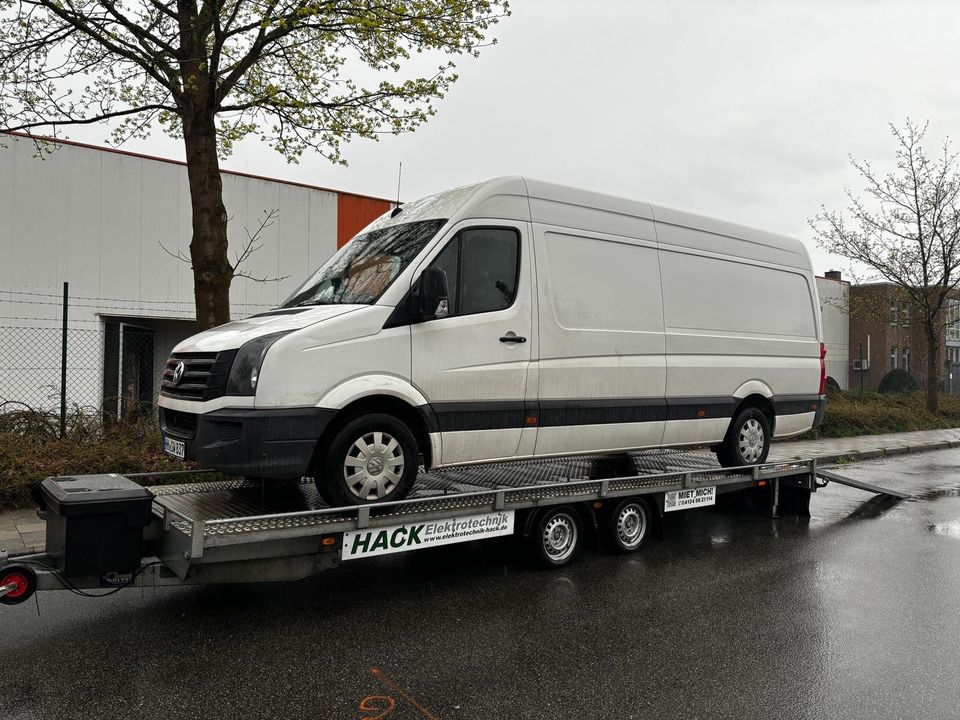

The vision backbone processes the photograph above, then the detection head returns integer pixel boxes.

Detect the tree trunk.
[925,326,939,413]
[182,108,232,330]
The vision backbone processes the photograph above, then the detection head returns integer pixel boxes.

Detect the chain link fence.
[0,325,161,431]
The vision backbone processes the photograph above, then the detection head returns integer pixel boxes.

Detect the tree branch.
[230,208,290,283]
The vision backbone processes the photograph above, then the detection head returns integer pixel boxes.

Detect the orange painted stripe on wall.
[337,194,392,248]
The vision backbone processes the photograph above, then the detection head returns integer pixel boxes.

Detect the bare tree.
[161,208,289,284]
[812,119,960,412]
[0,0,509,329]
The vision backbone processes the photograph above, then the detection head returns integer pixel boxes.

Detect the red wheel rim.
[2,572,29,598]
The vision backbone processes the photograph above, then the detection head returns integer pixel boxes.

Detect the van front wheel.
[716,407,771,468]
[320,413,418,506]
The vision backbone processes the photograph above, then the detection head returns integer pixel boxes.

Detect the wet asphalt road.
[4,449,960,720]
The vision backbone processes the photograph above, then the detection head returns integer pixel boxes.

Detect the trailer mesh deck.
[151,450,813,543]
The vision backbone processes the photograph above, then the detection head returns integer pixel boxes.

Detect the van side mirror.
[416,268,449,321]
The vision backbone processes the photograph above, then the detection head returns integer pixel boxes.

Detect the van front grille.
[161,408,198,438]
[160,350,237,401]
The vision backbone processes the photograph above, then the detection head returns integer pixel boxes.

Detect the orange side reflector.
[526,416,538,425]
[592,501,603,509]
[757,480,767,487]
[697,409,706,417]
[321,536,337,546]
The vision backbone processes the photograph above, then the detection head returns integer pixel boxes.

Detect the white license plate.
[664,486,716,512]
[163,435,186,459]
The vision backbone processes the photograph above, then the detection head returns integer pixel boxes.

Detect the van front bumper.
[159,407,336,479]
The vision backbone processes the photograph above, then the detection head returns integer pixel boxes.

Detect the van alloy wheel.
[716,407,771,468]
[320,413,419,507]
[344,430,405,501]
[737,418,765,464]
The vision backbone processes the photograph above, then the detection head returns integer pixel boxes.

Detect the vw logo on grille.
[172,361,186,386]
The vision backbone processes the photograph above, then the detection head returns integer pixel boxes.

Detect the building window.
[903,348,910,373]
[950,346,960,366]
[890,302,898,325]
[900,301,910,326]
[948,299,960,342]
[891,345,897,370]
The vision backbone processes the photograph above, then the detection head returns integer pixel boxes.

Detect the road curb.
[915,440,951,452]
[778,437,959,466]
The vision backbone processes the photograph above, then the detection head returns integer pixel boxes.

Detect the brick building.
[848,281,960,393]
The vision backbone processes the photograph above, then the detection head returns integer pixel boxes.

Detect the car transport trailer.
[0,450,908,606]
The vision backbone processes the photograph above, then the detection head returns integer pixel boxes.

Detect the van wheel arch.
[311,395,434,475]
[732,394,776,436]
[715,395,775,467]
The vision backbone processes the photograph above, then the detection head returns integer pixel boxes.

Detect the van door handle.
[499,334,527,344]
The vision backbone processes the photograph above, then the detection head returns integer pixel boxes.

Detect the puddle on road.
[845,495,902,519]
[911,484,960,502]
[927,521,960,539]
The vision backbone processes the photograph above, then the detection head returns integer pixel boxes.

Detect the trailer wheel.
[319,413,418,506]
[531,507,581,568]
[0,565,38,606]
[716,407,771,467]
[607,498,650,553]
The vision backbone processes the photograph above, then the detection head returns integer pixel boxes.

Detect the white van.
[159,177,826,506]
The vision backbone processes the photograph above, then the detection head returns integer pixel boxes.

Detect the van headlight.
[226,332,290,396]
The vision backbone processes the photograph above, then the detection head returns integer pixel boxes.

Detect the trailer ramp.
[815,468,911,499]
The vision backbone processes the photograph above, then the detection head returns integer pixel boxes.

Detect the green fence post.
[60,281,68,438]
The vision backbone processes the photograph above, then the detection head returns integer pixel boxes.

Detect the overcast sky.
[62,0,960,276]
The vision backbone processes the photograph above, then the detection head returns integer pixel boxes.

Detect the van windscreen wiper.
[295,299,340,307]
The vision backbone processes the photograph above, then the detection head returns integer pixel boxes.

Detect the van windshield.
[281,218,447,307]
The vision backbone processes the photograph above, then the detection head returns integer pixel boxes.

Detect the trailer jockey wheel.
[0,565,38,606]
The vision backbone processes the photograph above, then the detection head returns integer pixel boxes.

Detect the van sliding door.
[531,225,667,456]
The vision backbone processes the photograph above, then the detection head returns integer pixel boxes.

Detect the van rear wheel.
[716,407,771,468]
[319,413,418,507]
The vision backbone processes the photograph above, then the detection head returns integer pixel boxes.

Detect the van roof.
[363,176,810,270]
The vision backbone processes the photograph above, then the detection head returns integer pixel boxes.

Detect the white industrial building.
[0,133,391,413]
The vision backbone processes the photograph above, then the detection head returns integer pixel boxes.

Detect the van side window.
[427,227,520,317]
[460,229,519,314]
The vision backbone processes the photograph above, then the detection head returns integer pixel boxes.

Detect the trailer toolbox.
[40,474,153,577]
